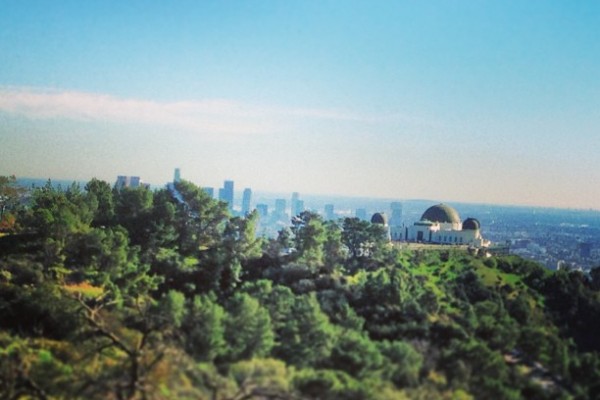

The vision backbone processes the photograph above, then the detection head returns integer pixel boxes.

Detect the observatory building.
[371,212,392,241]
[373,203,489,248]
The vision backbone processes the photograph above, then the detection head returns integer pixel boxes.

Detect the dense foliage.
[2,178,600,399]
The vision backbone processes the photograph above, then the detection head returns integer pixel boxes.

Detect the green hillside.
[1,177,600,399]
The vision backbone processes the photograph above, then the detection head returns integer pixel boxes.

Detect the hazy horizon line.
[13,175,600,213]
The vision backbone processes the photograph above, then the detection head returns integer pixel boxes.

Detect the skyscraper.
[291,192,300,216]
[256,204,269,219]
[174,168,181,183]
[275,199,287,215]
[129,176,141,187]
[295,200,305,216]
[115,175,142,189]
[390,202,403,226]
[291,192,305,217]
[115,175,128,189]
[219,180,234,211]
[242,188,252,215]
[390,202,403,241]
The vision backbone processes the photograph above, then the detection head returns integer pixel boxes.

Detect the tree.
[291,211,327,268]
[441,339,518,400]
[274,293,335,367]
[28,181,91,241]
[276,227,294,250]
[114,186,153,248]
[67,277,175,399]
[221,293,274,363]
[341,217,387,270]
[293,368,394,400]
[184,293,227,362]
[328,330,383,378]
[0,332,78,399]
[84,178,115,227]
[146,189,178,254]
[543,269,600,352]
[317,290,365,331]
[196,212,263,295]
[65,226,129,279]
[323,220,345,272]
[473,301,518,352]
[589,265,600,291]
[352,268,428,340]
[0,175,25,231]
[173,180,229,255]
[241,281,298,335]
[229,358,292,399]
[0,281,81,339]
[24,181,95,272]
[379,340,423,387]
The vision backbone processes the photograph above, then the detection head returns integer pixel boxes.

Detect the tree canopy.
[1,175,599,399]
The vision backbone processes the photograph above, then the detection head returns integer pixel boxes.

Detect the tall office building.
[242,188,252,215]
[291,192,305,217]
[275,199,287,215]
[203,187,214,198]
[115,175,143,189]
[115,176,128,189]
[291,192,300,216]
[390,202,403,226]
[129,176,141,187]
[256,204,269,219]
[295,200,305,216]
[390,202,404,241]
[219,180,234,211]
[174,168,181,183]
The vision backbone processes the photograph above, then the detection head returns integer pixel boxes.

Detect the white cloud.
[0,86,382,137]
[0,87,268,135]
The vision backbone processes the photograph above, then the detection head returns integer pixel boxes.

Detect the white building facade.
[393,204,489,248]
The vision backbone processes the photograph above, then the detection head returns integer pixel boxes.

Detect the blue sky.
[1,1,599,209]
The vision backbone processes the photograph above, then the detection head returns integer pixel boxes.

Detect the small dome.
[462,218,480,230]
[421,204,461,224]
[371,212,388,225]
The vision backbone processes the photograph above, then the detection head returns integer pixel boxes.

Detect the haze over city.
[1,1,599,210]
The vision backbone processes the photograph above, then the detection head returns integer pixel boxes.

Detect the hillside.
[1,178,600,399]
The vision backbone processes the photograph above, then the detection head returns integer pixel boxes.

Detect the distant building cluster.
[255,194,308,237]
[219,180,234,212]
[70,169,600,270]
[121,169,492,248]
[115,175,150,189]
[291,192,304,218]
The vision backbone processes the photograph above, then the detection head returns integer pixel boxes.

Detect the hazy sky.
[1,1,599,209]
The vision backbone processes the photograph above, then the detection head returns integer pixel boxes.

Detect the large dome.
[421,204,461,224]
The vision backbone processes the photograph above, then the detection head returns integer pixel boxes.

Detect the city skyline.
[1,1,599,210]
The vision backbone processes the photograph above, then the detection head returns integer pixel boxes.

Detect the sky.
[1,1,599,209]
